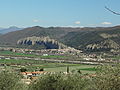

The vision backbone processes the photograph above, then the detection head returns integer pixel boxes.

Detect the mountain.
[61,27,120,52]
[0,26,119,52]
[0,26,86,45]
[0,26,23,34]
[0,27,4,30]
[0,27,4,34]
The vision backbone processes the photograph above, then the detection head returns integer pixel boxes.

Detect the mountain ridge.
[0,25,119,52]
[0,26,23,34]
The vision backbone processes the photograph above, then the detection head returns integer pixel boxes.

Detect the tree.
[67,66,69,73]
[89,64,120,90]
[77,69,82,74]
[13,82,28,90]
[20,68,27,72]
[29,73,63,90]
[39,68,44,71]
[0,71,21,90]
[105,6,120,15]
[29,73,90,90]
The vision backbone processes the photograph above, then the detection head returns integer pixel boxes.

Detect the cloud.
[75,21,81,24]
[101,22,112,25]
[33,19,39,22]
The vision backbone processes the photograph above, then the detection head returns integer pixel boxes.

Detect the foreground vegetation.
[0,64,120,90]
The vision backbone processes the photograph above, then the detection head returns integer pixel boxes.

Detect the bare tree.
[105,6,120,15]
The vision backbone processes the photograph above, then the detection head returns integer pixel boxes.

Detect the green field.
[0,50,97,74]
[0,59,96,74]
[0,51,71,59]
[0,51,37,57]
[45,65,96,74]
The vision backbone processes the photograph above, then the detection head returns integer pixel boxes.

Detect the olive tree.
[29,73,90,90]
[90,64,120,90]
[0,71,21,90]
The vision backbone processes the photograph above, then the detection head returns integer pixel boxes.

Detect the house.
[43,54,48,56]
[21,72,32,79]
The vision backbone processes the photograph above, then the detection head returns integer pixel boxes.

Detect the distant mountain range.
[0,26,23,34]
[0,26,119,52]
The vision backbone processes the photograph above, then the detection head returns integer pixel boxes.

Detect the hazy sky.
[0,0,120,28]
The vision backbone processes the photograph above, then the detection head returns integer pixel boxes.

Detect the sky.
[0,0,120,28]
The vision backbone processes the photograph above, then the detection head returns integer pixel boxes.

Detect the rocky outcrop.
[17,36,68,49]
[86,39,120,51]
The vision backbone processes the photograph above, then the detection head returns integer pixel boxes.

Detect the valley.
[0,25,119,89]
[0,0,120,89]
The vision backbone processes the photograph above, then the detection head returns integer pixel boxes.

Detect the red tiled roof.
[21,71,45,75]
[21,72,32,75]
[32,71,44,74]
[21,72,26,75]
